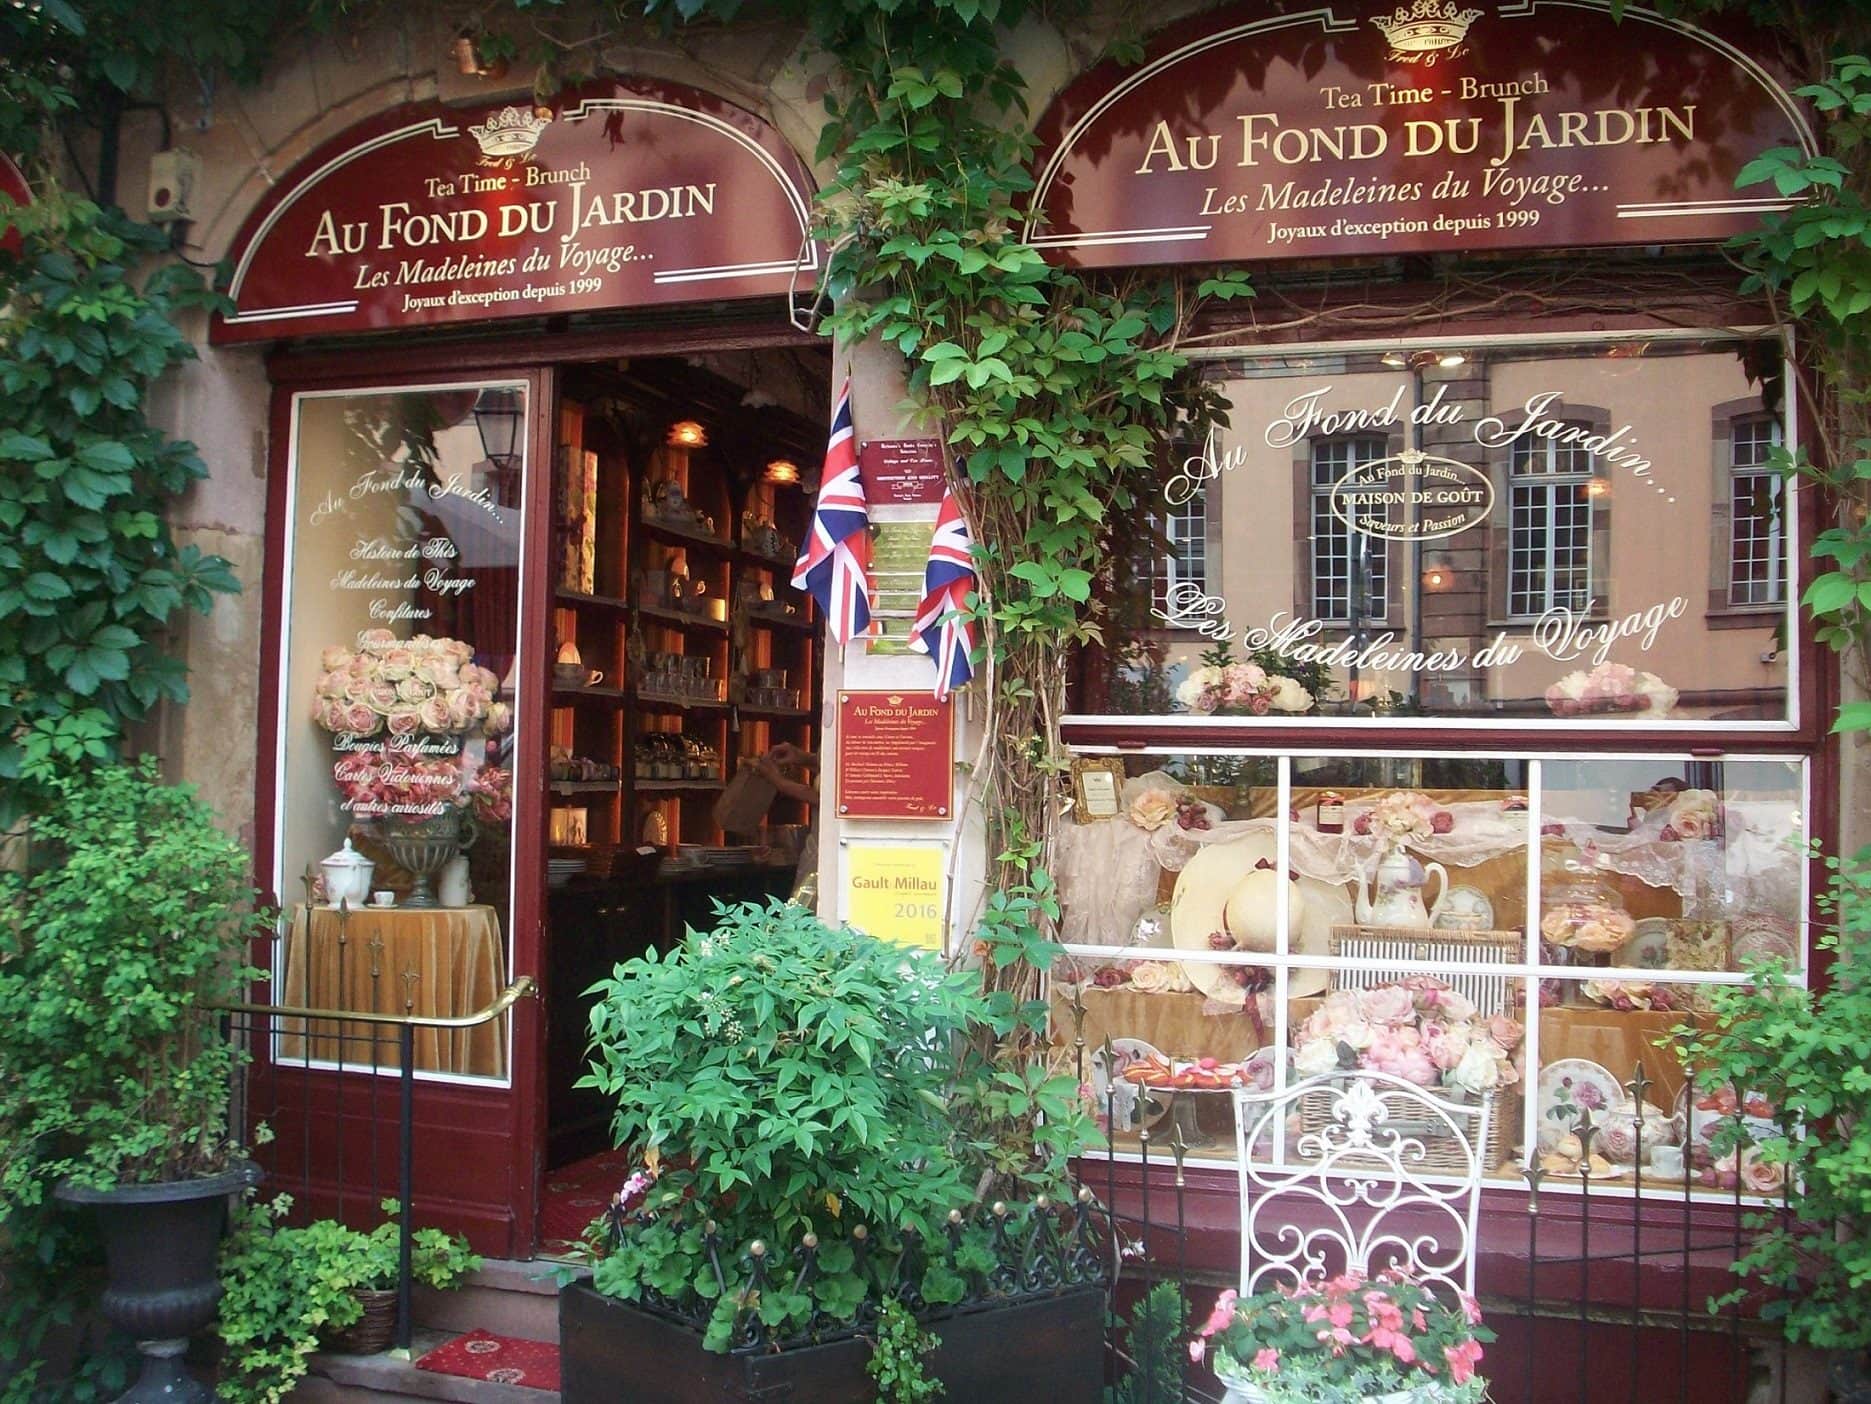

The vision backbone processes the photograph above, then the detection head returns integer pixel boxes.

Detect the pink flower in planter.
[1197,1289,1238,1338]
[1252,1348,1280,1372]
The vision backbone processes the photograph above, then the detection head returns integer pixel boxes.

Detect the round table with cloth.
[279,903,508,1077]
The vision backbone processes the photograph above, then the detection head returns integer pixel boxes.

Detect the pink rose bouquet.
[1351,790,1452,843]
[1194,1270,1492,1402]
[1293,978,1522,1096]
[1545,660,1677,717]
[312,632,501,739]
[1176,662,1314,716]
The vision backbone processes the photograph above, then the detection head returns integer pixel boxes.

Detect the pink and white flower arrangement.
[312,630,502,739]
[1545,661,1677,717]
[1351,791,1453,843]
[1176,662,1313,716]
[1195,1271,1492,1402]
[1293,978,1523,1096]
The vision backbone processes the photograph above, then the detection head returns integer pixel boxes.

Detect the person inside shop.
[754,741,819,895]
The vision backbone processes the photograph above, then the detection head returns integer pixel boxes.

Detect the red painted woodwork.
[1024,0,1813,269]
[213,78,820,345]
[0,153,28,255]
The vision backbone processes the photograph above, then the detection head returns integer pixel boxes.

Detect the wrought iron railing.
[210,975,536,1358]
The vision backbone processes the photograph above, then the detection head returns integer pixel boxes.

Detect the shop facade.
[120,0,1842,1342]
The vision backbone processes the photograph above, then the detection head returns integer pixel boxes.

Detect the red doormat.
[539,1146,631,1253]
[416,1329,561,1391]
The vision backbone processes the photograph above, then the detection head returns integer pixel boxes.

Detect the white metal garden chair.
[1230,1070,1490,1299]
[1215,1073,1491,1402]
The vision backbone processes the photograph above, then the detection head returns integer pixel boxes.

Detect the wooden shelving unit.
[547,393,819,863]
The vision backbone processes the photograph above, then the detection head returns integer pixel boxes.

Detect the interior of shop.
[538,347,833,1204]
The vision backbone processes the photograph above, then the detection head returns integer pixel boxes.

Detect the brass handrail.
[207,974,537,1030]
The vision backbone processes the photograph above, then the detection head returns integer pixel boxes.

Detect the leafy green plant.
[0,194,241,821]
[867,1299,944,1404]
[0,757,270,1198]
[578,899,1094,1351]
[1728,53,1871,732]
[1106,1282,1186,1404]
[1674,851,1871,1350]
[0,757,270,1396]
[217,1194,481,1404]
[1192,1272,1492,1403]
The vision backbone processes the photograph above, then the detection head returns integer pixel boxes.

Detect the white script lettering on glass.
[1155,584,1690,676]
[1533,596,1687,666]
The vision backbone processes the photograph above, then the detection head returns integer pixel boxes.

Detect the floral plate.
[1729,914,1798,968]
[1615,917,1672,971]
[1536,1058,1623,1150]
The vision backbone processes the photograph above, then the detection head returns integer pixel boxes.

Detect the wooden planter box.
[560,1280,1105,1403]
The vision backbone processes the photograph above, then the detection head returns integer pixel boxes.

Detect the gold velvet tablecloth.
[1051,987,1267,1064]
[279,903,507,1077]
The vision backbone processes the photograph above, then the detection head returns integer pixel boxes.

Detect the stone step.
[292,1329,558,1404]
[413,1258,573,1346]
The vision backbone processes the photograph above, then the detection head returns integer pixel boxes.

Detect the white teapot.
[319,838,375,908]
[1356,845,1448,929]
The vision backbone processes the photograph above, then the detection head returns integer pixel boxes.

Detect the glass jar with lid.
[1539,853,1636,960]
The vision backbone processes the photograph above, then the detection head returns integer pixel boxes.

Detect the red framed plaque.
[1025,0,1813,269]
[835,691,953,819]
[212,78,821,344]
[859,438,947,506]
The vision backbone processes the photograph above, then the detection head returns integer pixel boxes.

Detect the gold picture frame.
[1071,757,1127,823]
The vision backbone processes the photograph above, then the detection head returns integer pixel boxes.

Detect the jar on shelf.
[1538,854,1635,963]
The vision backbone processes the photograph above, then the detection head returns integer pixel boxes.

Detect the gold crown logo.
[1371,0,1484,55]
[468,105,551,158]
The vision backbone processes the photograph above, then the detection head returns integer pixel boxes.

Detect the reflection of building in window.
[1727,415,1784,606]
[1310,436,1388,623]
[1143,482,1208,615]
[1507,429,1597,618]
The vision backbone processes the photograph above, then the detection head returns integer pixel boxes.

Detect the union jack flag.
[792,380,875,645]
[908,485,978,699]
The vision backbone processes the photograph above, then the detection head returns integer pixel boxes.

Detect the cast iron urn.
[57,1163,259,1403]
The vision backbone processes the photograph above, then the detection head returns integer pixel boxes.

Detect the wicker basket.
[1296,1081,1517,1176]
[319,1287,396,1355]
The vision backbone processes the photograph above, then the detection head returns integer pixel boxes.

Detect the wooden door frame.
[253,307,822,1257]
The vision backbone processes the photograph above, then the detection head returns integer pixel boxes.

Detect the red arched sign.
[1023,0,1814,268]
[212,78,820,344]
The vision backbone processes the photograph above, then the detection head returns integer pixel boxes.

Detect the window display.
[273,382,526,1081]
[1086,334,1796,727]
[1051,752,1806,1194]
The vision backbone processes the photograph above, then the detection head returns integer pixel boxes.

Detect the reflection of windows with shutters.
[1310,436,1388,623]
[1507,430,1598,619]
[1727,415,1785,607]
[1143,480,1209,617]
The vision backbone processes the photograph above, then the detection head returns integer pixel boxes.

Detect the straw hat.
[1168,835,1342,1001]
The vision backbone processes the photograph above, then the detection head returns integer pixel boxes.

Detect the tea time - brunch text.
[301,165,716,284]
[1164,385,1649,506]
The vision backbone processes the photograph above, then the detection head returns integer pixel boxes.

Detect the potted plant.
[1190,1271,1493,1403]
[0,759,273,1402]
[215,1194,481,1402]
[1674,852,1871,1401]
[561,899,1105,1402]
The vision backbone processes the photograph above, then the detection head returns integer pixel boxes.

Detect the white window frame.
[1507,429,1597,620]
[1310,435,1389,625]
[1728,415,1786,608]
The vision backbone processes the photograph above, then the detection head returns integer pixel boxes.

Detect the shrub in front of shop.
[562,897,1106,1401]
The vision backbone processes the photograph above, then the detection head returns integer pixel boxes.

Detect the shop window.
[1053,749,1807,1196]
[1309,436,1389,624]
[1727,416,1785,607]
[1506,429,1599,620]
[271,381,527,1085]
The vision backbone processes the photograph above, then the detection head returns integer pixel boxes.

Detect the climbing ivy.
[0,193,241,823]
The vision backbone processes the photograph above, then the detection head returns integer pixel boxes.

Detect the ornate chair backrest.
[1230,1071,1489,1300]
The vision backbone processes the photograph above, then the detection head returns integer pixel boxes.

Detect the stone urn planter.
[56,1163,258,1404]
[560,1281,1105,1404]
